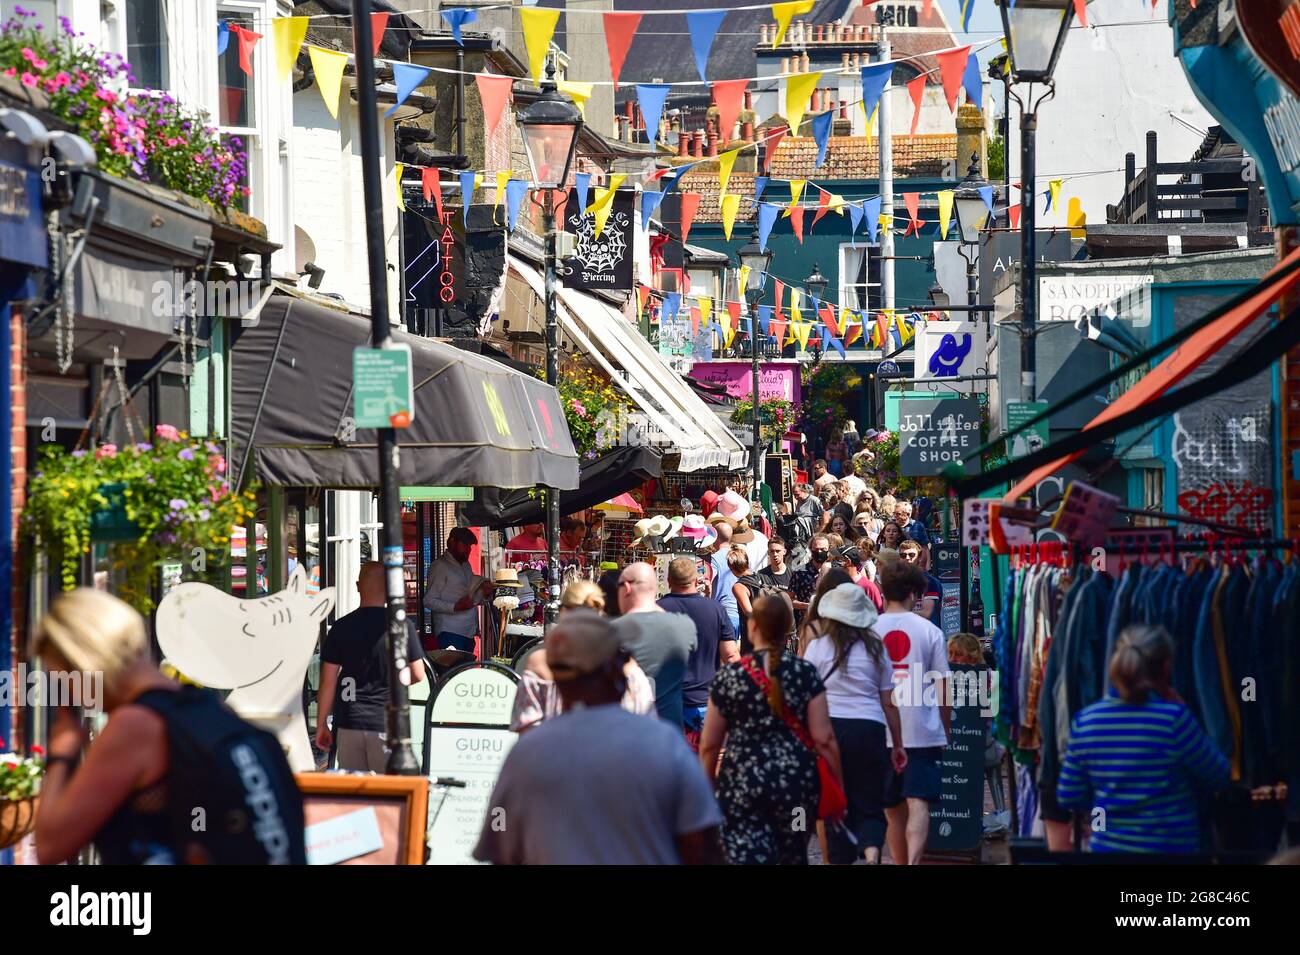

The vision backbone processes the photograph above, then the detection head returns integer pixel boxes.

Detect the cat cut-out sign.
[155,565,335,771]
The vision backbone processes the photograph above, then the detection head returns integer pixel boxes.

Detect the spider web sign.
[563,190,633,292]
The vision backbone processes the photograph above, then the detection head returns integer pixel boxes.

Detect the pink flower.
[29,56,47,71]
[209,454,227,475]
[95,444,117,459]
[20,72,38,88]
[2,68,15,78]
[155,424,180,442]
[165,137,181,147]
[93,88,117,104]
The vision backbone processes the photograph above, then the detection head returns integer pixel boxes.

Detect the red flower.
[31,744,45,757]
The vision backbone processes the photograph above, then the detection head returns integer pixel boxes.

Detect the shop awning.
[508,257,748,472]
[230,291,579,490]
[460,444,662,527]
[953,245,1300,500]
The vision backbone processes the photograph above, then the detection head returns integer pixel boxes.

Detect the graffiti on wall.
[1172,411,1274,534]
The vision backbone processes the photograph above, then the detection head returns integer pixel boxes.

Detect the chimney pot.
[678,131,690,156]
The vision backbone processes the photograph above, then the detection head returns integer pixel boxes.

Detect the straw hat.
[493,568,521,588]
[731,520,756,545]
[664,516,684,541]
[630,517,656,547]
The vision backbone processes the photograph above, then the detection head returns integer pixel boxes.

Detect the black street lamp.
[953,152,991,308]
[738,238,773,509]
[996,0,1074,403]
[518,57,582,630]
[802,262,829,303]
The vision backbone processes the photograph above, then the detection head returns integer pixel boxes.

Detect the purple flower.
[169,498,187,511]
[134,442,152,452]
[71,449,87,458]
[179,447,195,461]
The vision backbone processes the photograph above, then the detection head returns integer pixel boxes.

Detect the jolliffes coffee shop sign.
[1173,0,1300,225]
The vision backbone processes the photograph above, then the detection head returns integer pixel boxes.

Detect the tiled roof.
[674,133,956,223]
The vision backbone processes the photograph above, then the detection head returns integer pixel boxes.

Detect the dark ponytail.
[752,594,794,715]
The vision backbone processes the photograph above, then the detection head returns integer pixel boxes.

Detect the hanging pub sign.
[563,189,634,292]
[915,321,987,391]
[898,398,981,476]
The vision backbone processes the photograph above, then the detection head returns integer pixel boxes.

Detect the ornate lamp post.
[995,0,1073,402]
[738,238,773,509]
[518,57,582,630]
[952,153,992,308]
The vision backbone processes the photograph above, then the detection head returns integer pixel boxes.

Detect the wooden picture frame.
[295,773,429,866]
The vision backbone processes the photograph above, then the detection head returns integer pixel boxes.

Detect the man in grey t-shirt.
[474,611,722,865]
[611,562,696,728]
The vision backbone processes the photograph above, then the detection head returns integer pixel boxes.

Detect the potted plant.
[730,396,796,449]
[23,425,255,613]
[0,742,43,851]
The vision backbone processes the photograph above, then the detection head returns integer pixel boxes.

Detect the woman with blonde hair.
[511,577,654,732]
[31,589,304,864]
[1056,625,1229,853]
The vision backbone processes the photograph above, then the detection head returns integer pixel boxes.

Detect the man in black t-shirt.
[758,536,794,595]
[317,563,426,771]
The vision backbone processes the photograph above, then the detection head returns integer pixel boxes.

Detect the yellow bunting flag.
[495,170,512,206]
[789,292,803,327]
[894,311,909,343]
[589,175,627,238]
[865,105,879,143]
[795,320,811,351]
[520,7,562,85]
[879,213,893,234]
[557,80,593,118]
[308,45,349,119]
[785,179,806,218]
[717,148,740,197]
[724,320,737,350]
[772,1,815,49]
[1049,178,1064,213]
[738,265,751,296]
[937,190,954,239]
[395,163,405,212]
[272,16,309,83]
[721,193,741,240]
[1067,197,1086,240]
[828,193,846,215]
[785,71,822,136]
[844,319,863,347]
[699,297,712,327]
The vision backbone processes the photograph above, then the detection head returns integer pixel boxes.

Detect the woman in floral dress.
[699,596,843,864]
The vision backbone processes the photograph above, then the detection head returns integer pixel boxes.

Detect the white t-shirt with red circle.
[874,611,949,749]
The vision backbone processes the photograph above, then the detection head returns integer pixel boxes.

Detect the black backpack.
[135,686,307,865]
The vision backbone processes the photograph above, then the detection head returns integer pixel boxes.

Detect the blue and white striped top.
[1057,698,1229,854]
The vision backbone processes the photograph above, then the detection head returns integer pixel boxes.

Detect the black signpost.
[899,397,981,476]
[563,189,633,292]
[932,541,962,637]
[927,663,987,858]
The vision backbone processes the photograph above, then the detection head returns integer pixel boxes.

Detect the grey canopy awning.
[230,292,578,490]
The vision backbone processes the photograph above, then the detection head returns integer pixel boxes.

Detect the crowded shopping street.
[0,0,1297,930]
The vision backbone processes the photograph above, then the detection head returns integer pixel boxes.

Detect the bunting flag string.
[687,10,727,81]
[520,7,561,85]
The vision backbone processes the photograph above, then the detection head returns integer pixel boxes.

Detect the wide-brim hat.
[493,568,521,588]
[731,520,756,544]
[630,517,656,547]
[694,525,718,551]
[680,514,711,539]
[817,582,878,629]
[707,512,736,529]
[633,515,672,545]
[715,489,751,523]
[664,516,684,541]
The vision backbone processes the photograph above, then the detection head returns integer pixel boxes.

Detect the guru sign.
[898,398,981,476]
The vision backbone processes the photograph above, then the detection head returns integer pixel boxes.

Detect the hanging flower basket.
[22,426,256,613]
[88,482,141,541]
[0,795,39,851]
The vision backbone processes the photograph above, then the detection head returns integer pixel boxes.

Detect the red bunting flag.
[844,320,863,347]
[812,187,833,227]
[773,278,785,322]
[476,74,514,136]
[908,75,926,136]
[230,24,263,77]
[727,300,741,330]
[902,192,922,237]
[421,168,445,223]
[820,304,839,337]
[603,12,642,88]
[370,12,389,56]
[875,312,890,348]
[637,285,651,319]
[553,188,568,225]
[680,192,702,244]
[1009,204,1022,230]
[790,205,805,243]
[769,318,789,350]
[713,79,748,144]
[690,306,702,334]
[763,125,788,173]
[922,0,934,19]
[935,46,972,113]
[1073,0,1088,27]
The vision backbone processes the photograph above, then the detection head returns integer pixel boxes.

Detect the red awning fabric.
[1004,244,1300,502]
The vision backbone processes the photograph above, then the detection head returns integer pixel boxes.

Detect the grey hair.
[1108,624,1174,704]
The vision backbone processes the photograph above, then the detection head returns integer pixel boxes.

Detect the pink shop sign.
[688,362,801,404]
